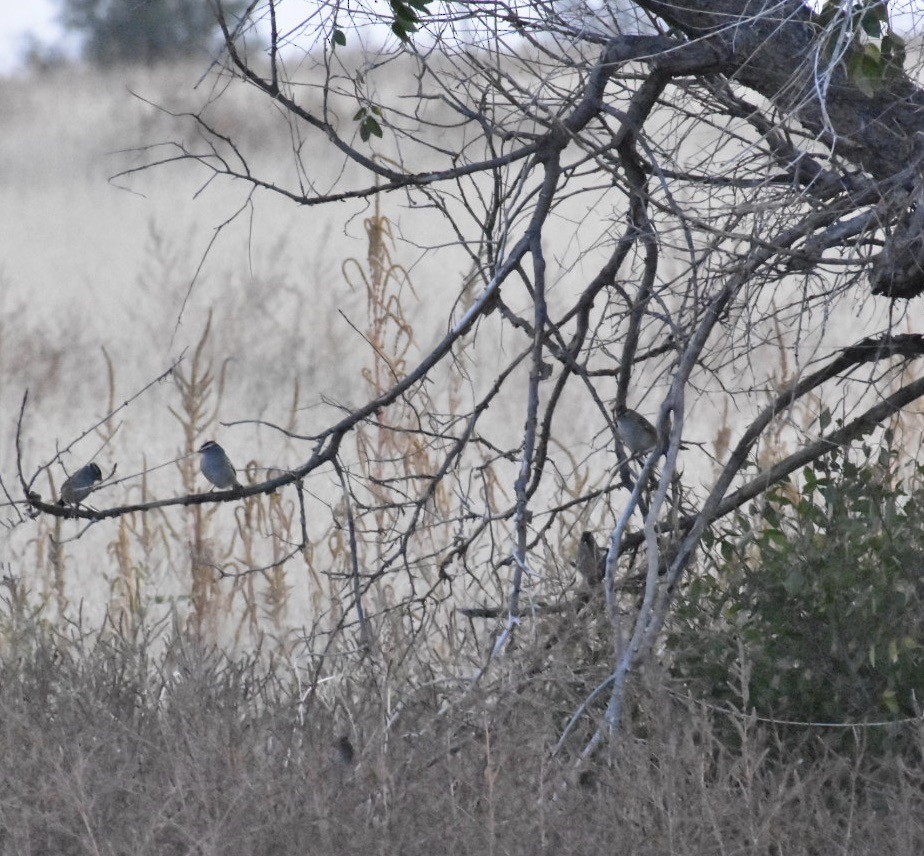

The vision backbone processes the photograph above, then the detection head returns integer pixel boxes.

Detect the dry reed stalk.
[44,499,68,619]
[107,518,139,625]
[165,313,231,639]
[262,483,297,633]
[95,348,147,634]
[342,198,452,592]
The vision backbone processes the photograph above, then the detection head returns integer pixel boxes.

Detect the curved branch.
[632,0,924,181]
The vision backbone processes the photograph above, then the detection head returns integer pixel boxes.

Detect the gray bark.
[631,0,924,296]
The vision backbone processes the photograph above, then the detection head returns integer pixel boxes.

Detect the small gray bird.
[197,440,242,490]
[335,735,355,766]
[58,463,102,506]
[575,530,604,585]
[613,406,660,455]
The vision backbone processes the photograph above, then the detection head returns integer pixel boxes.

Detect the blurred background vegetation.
[58,0,249,66]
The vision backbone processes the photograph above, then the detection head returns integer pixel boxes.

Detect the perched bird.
[197,440,242,491]
[335,735,356,766]
[575,530,604,585]
[58,463,103,506]
[613,406,660,455]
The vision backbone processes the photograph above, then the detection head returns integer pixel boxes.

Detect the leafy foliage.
[57,0,248,66]
[670,423,924,737]
[389,0,432,42]
[815,0,906,95]
[353,105,384,143]
[330,0,432,47]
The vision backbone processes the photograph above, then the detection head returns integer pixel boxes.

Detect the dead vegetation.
[0,594,920,855]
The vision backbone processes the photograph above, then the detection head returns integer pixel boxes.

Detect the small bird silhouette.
[613,406,687,456]
[575,530,604,585]
[58,463,103,506]
[613,406,659,455]
[335,735,355,766]
[197,440,242,490]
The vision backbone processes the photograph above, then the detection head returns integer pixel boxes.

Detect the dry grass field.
[0,54,651,637]
[0,55,923,853]
[0,597,921,854]
[0,57,478,625]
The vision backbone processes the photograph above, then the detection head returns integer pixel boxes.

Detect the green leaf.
[860,2,888,38]
[365,116,383,138]
[783,569,805,595]
[765,528,788,546]
[863,41,882,61]
[357,115,383,143]
[332,28,346,47]
[882,688,899,713]
[849,44,884,97]
[395,5,420,25]
[859,14,882,38]
[817,1,839,28]
[764,505,779,528]
[353,107,366,121]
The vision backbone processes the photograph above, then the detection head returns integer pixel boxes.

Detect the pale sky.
[0,0,68,74]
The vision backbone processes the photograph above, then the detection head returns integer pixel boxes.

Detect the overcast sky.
[0,1,65,73]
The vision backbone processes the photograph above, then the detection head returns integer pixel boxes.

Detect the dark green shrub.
[669,427,924,741]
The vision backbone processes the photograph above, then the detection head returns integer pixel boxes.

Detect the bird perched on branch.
[58,463,102,506]
[197,440,242,491]
[613,406,660,455]
[575,530,604,585]
[613,406,688,457]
